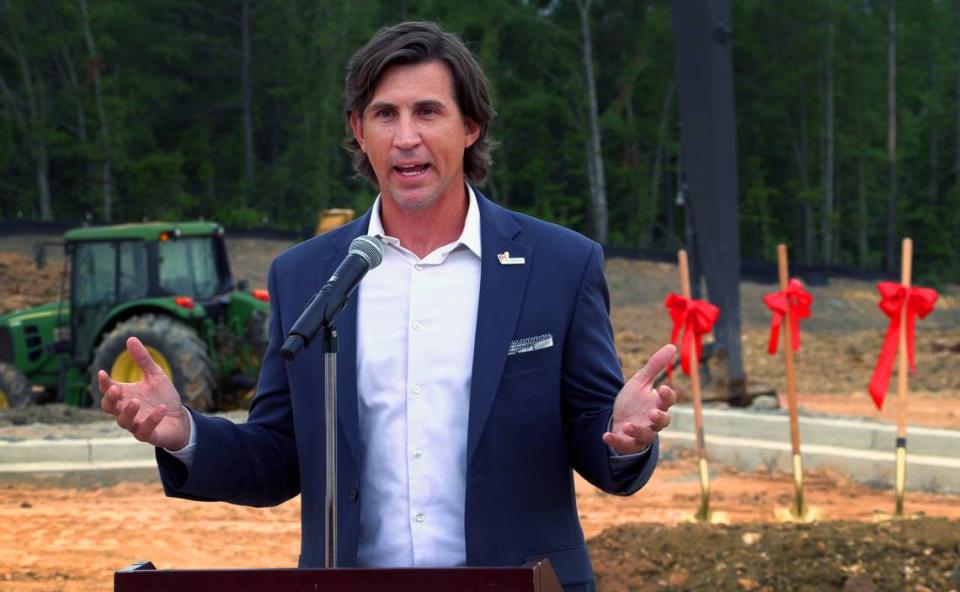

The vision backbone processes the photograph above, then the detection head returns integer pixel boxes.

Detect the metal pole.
[323,326,338,568]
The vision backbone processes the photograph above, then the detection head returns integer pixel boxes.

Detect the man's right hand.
[99,337,192,451]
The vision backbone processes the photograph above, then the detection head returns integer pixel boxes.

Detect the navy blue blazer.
[158,190,659,591]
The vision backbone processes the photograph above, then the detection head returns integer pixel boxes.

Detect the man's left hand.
[602,344,677,455]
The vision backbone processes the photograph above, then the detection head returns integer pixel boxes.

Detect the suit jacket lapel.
[467,192,532,464]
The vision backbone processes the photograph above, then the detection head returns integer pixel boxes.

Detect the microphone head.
[349,235,384,268]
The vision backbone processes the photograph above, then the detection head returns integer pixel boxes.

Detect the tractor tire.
[90,314,216,411]
[0,362,33,409]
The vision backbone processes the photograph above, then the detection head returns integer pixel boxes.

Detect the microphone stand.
[321,324,338,569]
[285,322,339,568]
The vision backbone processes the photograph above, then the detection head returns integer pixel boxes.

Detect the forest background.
[1,0,959,283]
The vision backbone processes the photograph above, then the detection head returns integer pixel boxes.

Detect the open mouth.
[394,163,430,177]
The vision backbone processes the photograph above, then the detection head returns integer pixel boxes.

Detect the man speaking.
[99,21,677,591]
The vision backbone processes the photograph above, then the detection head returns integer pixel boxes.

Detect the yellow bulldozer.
[315,208,355,235]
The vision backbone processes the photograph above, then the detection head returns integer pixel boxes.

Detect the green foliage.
[0,0,958,280]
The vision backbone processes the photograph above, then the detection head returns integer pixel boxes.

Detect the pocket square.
[508,334,554,356]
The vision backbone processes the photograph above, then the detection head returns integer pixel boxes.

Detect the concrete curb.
[2,406,959,494]
[664,406,960,493]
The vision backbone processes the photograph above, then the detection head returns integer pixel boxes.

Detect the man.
[99,21,676,591]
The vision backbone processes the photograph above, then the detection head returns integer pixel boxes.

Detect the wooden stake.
[895,238,912,517]
[679,250,711,521]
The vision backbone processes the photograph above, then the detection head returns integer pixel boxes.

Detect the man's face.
[349,60,480,212]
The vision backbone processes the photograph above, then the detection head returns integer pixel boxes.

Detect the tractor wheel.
[90,314,216,411]
[0,362,33,409]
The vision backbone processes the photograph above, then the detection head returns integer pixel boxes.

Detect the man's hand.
[602,344,677,455]
[99,337,192,451]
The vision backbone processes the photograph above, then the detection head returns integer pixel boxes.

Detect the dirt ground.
[2,234,959,591]
[1,454,958,591]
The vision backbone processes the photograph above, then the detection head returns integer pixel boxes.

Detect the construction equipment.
[0,222,270,411]
[316,209,355,235]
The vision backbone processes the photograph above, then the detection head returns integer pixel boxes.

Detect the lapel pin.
[497,251,526,265]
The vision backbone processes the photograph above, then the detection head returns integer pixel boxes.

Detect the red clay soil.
[2,454,959,591]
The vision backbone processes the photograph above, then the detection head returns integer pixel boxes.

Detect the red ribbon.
[664,293,720,379]
[763,279,813,355]
[868,282,938,410]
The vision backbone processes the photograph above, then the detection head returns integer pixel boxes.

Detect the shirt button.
[411,385,422,395]
[412,449,423,459]
[412,321,422,331]
[415,513,425,523]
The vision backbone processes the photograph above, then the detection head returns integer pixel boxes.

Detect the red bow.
[763,279,813,355]
[868,282,938,409]
[664,293,720,379]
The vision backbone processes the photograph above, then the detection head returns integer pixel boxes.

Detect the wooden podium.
[115,559,564,591]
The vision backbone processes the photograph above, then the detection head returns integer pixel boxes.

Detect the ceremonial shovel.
[676,250,728,524]
[770,245,819,524]
[873,238,916,522]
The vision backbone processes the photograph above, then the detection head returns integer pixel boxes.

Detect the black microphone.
[281,235,384,360]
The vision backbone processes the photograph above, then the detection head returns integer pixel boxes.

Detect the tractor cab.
[66,222,233,363]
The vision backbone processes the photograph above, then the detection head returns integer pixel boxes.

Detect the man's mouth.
[394,163,430,177]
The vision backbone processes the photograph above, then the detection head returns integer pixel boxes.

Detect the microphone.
[281,235,384,360]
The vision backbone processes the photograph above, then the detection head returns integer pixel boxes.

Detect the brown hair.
[343,21,495,185]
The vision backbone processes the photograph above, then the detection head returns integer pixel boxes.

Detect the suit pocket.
[523,544,593,587]
[502,346,560,376]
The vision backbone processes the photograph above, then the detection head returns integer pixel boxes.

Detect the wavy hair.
[343,21,495,185]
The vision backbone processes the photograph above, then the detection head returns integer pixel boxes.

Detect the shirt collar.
[366,184,482,258]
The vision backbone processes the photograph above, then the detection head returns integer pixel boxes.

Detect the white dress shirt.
[355,187,481,567]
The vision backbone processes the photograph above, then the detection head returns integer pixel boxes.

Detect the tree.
[0,0,53,219]
[78,0,114,221]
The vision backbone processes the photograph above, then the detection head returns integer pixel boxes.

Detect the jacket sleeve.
[157,258,301,507]
[560,243,658,495]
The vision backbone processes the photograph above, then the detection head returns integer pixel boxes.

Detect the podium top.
[115,559,563,592]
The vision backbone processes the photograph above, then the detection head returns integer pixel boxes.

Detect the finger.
[622,422,656,441]
[115,398,141,432]
[628,344,677,390]
[97,369,118,394]
[603,431,652,455]
[127,337,165,378]
[132,404,167,442]
[648,409,671,431]
[657,384,677,410]
[101,384,122,415]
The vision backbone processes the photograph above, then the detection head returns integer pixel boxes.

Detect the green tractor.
[0,222,271,411]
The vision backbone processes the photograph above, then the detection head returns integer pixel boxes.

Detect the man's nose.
[393,115,421,150]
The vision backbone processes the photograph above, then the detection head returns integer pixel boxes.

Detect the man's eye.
[419,107,437,116]
[375,109,395,119]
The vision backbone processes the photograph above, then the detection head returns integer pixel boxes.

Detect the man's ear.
[349,111,366,152]
[464,118,480,149]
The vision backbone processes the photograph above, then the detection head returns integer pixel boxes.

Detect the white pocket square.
[508,334,554,356]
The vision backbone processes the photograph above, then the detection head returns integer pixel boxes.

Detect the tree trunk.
[575,0,608,245]
[784,110,813,265]
[1,0,52,220]
[884,0,897,273]
[242,0,255,196]
[36,144,52,220]
[648,81,675,250]
[79,0,115,222]
[822,1,836,266]
[955,0,960,199]
[858,147,869,268]
[929,3,940,205]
